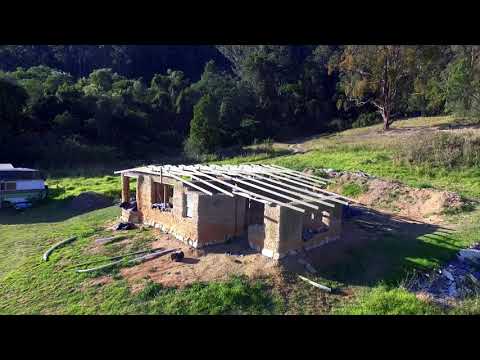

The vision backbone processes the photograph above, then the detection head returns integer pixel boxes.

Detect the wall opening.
[302,210,329,242]
[246,199,265,227]
[152,182,174,212]
[183,192,193,218]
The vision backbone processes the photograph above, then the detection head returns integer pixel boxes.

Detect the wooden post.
[121,174,130,203]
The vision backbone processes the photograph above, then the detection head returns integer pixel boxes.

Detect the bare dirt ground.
[119,231,279,293]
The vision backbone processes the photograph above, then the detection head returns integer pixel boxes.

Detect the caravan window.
[5,182,16,191]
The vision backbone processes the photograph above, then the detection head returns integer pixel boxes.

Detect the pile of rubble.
[321,168,372,179]
[408,244,480,304]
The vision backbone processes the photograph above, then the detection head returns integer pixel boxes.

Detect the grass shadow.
[0,196,117,225]
[298,206,463,288]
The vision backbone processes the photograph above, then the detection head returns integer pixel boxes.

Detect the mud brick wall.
[248,224,266,251]
[136,175,200,246]
[121,174,130,202]
[257,204,281,258]
[303,204,344,251]
[197,193,246,246]
[303,207,328,230]
[276,207,304,255]
[248,203,344,260]
[257,205,303,259]
[121,208,139,223]
[136,174,248,248]
[246,200,265,225]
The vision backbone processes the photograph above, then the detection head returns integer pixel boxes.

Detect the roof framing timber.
[115,163,352,213]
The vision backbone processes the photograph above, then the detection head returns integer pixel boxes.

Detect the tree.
[338,45,417,130]
[405,46,451,116]
[0,78,29,132]
[191,60,257,145]
[444,46,480,116]
[185,94,222,155]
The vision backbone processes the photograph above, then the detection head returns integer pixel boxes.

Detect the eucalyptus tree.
[338,45,418,130]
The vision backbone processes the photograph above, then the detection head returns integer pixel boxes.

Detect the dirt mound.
[70,192,113,212]
[329,172,466,222]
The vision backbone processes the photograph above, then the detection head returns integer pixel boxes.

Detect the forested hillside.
[1,45,479,168]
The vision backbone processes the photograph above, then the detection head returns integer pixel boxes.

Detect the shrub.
[328,118,349,132]
[341,182,369,197]
[395,131,480,169]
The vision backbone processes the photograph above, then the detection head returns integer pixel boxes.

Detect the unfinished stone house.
[115,164,351,260]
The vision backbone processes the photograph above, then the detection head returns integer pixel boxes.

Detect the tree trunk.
[382,110,391,131]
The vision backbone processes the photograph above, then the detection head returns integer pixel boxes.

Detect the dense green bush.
[396,131,480,168]
[3,45,480,166]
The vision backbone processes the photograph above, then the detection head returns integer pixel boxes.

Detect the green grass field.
[1,115,479,314]
[215,116,480,314]
[0,179,282,314]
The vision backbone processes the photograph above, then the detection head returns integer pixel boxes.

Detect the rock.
[458,249,480,265]
[170,251,185,262]
[442,269,454,281]
[468,274,480,288]
[447,283,458,298]
[115,222,135,231]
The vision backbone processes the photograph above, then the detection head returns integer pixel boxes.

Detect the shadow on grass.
[178,204,464,290]
[0,190,117,225]
[437,117,480,130]
[302,206,462,287]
